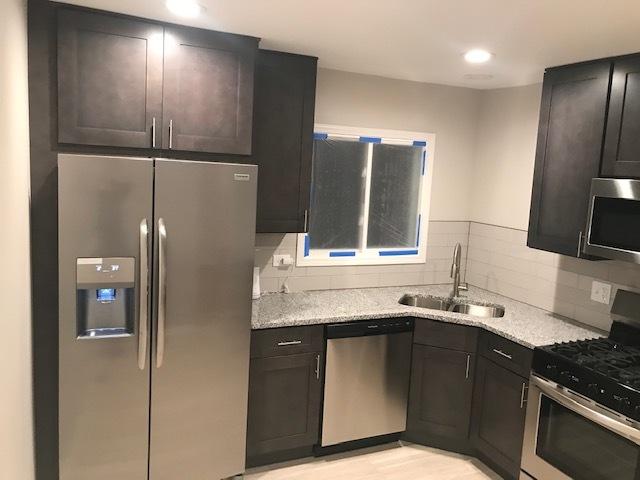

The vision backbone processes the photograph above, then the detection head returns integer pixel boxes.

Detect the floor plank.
[244,442,502,480]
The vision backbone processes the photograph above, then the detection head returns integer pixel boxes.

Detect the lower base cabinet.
[470,356,529,480]
[405,344,475,453]
[246,351,322,466]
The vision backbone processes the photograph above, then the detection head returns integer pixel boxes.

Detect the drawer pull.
[315,354,320,380]
[465,354,471,379]
[277,340,302,346]
[520,383,528,409]
[492,348,513,360]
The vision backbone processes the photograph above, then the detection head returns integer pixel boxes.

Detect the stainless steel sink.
[398,294,505,318]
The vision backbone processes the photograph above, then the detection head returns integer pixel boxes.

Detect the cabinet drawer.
[251,326,323,358]
[478,330,533,378]
[413,319,478,352]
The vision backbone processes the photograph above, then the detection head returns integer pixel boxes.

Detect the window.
[297,125,435,266]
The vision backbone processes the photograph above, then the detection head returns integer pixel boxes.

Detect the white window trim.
[296,124,436,267]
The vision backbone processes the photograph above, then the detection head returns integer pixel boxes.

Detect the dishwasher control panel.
[326,318,414,339]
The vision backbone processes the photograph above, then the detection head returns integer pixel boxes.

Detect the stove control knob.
[587,383,600,395]
[545,364,558,376]
[634,404,640,418]
[559,370,571,381]
[615,395,631,412]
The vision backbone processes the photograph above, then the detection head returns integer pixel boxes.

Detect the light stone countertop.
[251,284,604,349]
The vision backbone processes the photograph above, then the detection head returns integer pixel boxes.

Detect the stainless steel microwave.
[583,178,640,264]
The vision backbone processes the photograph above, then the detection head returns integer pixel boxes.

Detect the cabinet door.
[246,352,322,460]
[602,56,640,178]
[162,26,257,154]
[470,356,529,480]
[57,9,163,148]
[528,61,611,257]
[406,345,475,452]
[253,51,317,233]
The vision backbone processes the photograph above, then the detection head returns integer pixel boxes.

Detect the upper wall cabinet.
[57,8,257,155]
[528,61,611,257]
[253,50,317,233]
[57,9,163,149]
[162,27,256,154]
[602,55,640,178]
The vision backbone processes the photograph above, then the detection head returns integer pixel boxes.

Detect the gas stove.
[532,290,640,421]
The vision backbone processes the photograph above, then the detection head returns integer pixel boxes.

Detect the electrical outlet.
[272,254,293,268]
[591,280,612,304]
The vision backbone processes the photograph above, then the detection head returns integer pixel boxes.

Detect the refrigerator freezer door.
[58,154,153,480]
[149,160,257,480]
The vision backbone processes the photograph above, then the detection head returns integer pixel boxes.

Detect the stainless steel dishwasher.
[320,318,413,447]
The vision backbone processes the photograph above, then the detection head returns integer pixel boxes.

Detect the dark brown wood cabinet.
[528,61,612,258]
[253,50,317,233]
[471,356,529,480]
[57,9,163,149]
[57,8,257,154]
[602,55,640,178]
[246,327,323,466]
[162,26,256,154]
[405,344,475,453]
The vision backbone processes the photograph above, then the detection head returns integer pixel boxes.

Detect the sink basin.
[398,294,505,318]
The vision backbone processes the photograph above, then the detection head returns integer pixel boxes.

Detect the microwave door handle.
[138,219,149,370]
[156,218,167,368]
[531,375,640,445]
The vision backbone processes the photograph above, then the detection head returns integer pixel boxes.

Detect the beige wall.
[315,68,481,222]
[470,84,542,230]
[0,0,34,478]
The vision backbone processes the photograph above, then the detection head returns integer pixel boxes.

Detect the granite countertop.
[251,284,604,349]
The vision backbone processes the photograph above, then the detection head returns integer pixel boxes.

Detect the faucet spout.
[450,243,468,298]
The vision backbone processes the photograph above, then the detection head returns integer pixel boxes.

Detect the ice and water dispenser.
[76,257,136,338]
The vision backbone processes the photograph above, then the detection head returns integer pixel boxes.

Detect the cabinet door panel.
[528,61,611,257]
[163,27,257,154]
[247,353,322,459]
[471,356,528,480]
[603,56,640,178]
[57,9,163,148]
[406,345,474,450]
[254,51,317,233]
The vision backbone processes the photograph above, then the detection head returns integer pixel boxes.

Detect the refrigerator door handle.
[138,219,149,370]
[157,218,167,368]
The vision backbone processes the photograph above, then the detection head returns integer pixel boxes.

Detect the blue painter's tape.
[304,235,310,257]
[359,136,382,144]
[329,251,356,257]
[314,133,328,140]
[416,214,421,247]
[413,140,427,147]
[379,249,419,256]
[421,151,427,175]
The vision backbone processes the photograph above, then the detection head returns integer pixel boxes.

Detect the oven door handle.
[532,375,640,445]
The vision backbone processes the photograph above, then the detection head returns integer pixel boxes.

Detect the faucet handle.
[459,283,468,292]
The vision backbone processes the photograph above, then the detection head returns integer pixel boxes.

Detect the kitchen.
[3,1,640,480]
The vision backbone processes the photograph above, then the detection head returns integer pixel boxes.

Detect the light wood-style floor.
[244,442,502,480]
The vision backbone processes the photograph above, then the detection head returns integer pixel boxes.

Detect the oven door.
[521,375,640,480]
[584,178,640,263]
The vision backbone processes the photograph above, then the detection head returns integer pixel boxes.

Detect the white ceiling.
[58,0,640,89]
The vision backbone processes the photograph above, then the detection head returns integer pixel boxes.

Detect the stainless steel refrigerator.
[58,154,257,480]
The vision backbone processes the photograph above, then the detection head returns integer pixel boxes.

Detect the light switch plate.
[591,280,612,304]
[272,254,293,267]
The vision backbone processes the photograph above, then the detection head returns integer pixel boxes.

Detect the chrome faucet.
[450,243,468,298]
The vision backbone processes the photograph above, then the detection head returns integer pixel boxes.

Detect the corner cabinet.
[246,326,323,467]
[602,55,640,178]
[57,8,257,154]
[253,50,317,233]
[527,61,611,257]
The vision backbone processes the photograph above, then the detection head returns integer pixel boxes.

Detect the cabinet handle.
[277,340,302,346]
[315,354,320,380]
[492,348,513,360]
[169,119,173,149]
[520,383,528,409]
[465,354,471,379]
[303,210,309,233]
[151,117,156,148]
[577,230,583,258]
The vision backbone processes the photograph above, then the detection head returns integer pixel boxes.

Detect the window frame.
[296,124,435,267]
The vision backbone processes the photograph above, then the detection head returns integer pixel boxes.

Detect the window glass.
[367,144,422,248]
[308,139,368,249]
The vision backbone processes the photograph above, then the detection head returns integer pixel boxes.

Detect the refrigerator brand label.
[233,173,251,182]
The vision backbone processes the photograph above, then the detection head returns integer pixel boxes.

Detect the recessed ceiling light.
[464,49,493,64]
[166,0,202,18]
